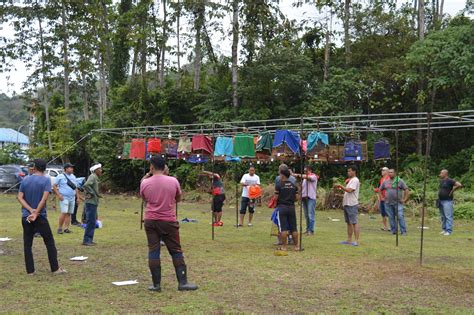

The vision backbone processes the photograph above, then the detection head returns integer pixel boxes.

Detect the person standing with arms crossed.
[54,163,80,235]
[374,167,390,231]
[140,156,198,292]
[16,159,66,274]
[293,165,318,235]
[82,163,102,246]
[335,166,361,246]
[238,165,260,227]
[438,169,463,236]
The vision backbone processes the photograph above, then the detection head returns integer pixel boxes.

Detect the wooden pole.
[420,113,432,265]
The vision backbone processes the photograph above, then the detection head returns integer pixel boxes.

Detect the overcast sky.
[0,0,469,96]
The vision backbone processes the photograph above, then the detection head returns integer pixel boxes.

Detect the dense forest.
[0,0,473,191]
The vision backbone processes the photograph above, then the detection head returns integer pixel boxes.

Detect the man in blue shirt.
[17,159,65,275]
[53,163,80,234]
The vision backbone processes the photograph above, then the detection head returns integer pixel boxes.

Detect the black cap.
[33,159,47,172]
[63,163,74,169]
[27,162,34,168]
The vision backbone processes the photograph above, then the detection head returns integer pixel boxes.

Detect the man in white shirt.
[335,166,361,246]
[238,165,260,227]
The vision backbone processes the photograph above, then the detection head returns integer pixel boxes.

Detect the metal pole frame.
[140,135,148,230]
[211,123,215,240]
[420,113,432,265]
[395,130,399,247]
[235,162,239,229]
[299,117,305,250]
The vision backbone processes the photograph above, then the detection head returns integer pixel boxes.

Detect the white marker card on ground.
[112,280,139,286]
[0,237,12,241]
[70,256,88,261]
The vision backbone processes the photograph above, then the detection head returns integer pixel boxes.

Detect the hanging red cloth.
[191,135,213,155]
[147,138,161,154]
[130,138,146,159]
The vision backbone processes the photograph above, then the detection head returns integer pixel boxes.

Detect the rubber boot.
[148,261,161,292]
[175,265,198,291]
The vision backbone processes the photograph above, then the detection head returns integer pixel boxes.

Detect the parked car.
[0,165,26,189]
[45,167,63,178]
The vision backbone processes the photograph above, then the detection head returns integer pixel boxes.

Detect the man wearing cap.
[17,159,66,274]
[82,163,102,246]
[375,167,390,232]
[140,156,198,292]
[53,163,80,235]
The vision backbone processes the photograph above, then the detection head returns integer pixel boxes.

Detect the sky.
[0,0,469,96]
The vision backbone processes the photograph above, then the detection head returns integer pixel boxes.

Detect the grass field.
[0,194,473,314]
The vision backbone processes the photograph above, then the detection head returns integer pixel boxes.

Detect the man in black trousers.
[17,159,66,275]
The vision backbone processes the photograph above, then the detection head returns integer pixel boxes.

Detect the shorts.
[212,194,226,212]
[343,205,359,224]
[379,200,388,217]
[278,205,297,232]
[240,197,255,214]
[60,197,75,214]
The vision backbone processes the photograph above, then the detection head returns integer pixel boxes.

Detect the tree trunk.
[416,0,425,155]
[439,0,444,24]
[176,0,181,87]
[343,0,351,67]
[159,0,167,88]
[97,48,106,127]
[131,44,138,77]
[151,4,161,83]
[38,15,52,151]
[61,1,70,111]
[231,0,239,112]
[323,12,332,82]
[193,5,204,91]
[81,69,89,120]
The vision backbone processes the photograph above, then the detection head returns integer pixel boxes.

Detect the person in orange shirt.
[375,167,390,231]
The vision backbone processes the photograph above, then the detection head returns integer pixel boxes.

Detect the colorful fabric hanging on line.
[178,136,192,153]
[187,155,210,164]
[307,131,329,151]
[130,138,146,159]
[121,142,131,159]
[256,131,273,153]
[147,138,161,154]
[191,135,213,155]
[343,139,363,161]
[214,137,234,156]
[232,134,256,158]
[374,139,390,160]
[273,130,301,155]
[161,139,178,158]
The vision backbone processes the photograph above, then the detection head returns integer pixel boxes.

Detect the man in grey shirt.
[379,169,410,235]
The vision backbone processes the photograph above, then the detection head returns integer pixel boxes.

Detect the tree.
[231,0,239,112]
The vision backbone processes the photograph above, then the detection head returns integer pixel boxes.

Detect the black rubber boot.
[148,264,161,292]
[175,265,198,291]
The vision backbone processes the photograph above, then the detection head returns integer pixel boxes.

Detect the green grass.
[0,194,473,313]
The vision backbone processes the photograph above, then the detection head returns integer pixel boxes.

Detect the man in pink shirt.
[140,156,198,292]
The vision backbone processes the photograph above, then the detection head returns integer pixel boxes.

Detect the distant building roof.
[0,128,29,145]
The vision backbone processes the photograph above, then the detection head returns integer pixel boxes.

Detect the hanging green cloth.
[392,176,401,188]
[256,131,273,153]
[233,134,256,158]
[122,142,131,159]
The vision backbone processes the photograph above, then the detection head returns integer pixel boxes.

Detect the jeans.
[302,198,316,232]
[22,216,59,274]
[83,203,98,244]
[385,203,407,234]
[438,200,454,233]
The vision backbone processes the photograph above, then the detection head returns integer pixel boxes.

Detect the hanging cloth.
[232,134,256,158]
[178,136,192,153]
[130,138,146,160]
[256,131,273,153]
[188,155,210,164]
[374,139,390,160]
[147,138,161,154]
[273,130,301,155]
[121,142,131,159]
[307,131,329,151]
[343,139,363,161]
[161,139,178,157]
[191,135,213,155]
[214,136,234,156]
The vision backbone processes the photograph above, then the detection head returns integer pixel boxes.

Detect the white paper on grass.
[112,280,139,286]
[0,237,12,241]
[331,219,340,222]
[70,256,88,261]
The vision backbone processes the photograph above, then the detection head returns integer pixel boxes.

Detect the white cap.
[90,163,102,173]
[381,167,389,171]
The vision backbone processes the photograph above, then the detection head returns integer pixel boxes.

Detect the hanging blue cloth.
[273,130,301,154]
[187,155,210,164]
[307,131,329,151]
[214,136,234,156]
[225,156,241,163]
[374,139,390,160]
[343,139,363,161]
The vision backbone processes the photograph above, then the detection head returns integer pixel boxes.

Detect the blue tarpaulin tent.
[272,130,301,154]
[0,128,29,146]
